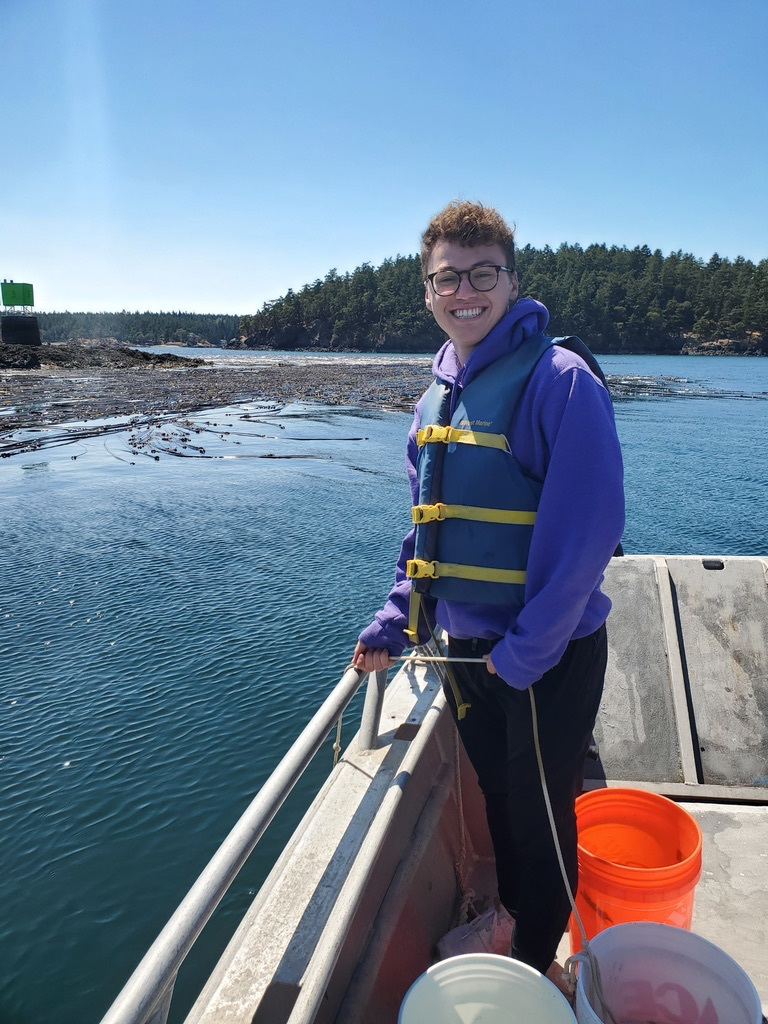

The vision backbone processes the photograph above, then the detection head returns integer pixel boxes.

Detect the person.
[352,200,625,977]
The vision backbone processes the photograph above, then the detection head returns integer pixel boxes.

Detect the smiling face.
[425,240,518,364]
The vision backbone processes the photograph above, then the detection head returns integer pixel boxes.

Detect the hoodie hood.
[431,297,550,387]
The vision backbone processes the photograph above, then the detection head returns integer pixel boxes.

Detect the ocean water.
[1,353,767,1024]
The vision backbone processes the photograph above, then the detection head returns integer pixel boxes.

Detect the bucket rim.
[425,952,545,974]
[575,786,703,881]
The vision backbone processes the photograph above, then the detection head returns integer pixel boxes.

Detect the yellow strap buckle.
[416,424,450,446]
[411,503,447,524]
[406,559,439,580]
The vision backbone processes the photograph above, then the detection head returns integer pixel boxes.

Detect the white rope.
[528,687,619,1024]
[451,722,475,924]
[398,654,490,664]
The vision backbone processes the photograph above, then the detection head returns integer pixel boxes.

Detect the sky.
[2,0,767,315]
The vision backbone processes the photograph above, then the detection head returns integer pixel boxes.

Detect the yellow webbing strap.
[411,502,537,525]
[416,424,509,452]
[406,559,526,586]
[404,591,422,647]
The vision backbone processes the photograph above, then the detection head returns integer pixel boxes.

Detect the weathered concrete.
[668,557,768,787]
[594,556,688,784]
[690,803,768,1010]
[594,555,768,799]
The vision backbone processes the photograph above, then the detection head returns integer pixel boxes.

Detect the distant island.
[26,244,768,356]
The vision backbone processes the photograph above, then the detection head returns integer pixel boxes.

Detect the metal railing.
[99,663,389,1024]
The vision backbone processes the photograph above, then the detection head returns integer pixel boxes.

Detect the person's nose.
[455,272,479,298]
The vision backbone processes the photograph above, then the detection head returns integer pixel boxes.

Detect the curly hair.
[420,200,516,277]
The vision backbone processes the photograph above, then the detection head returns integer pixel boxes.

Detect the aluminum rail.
[358,666,389,750]
[100,664,376,1024]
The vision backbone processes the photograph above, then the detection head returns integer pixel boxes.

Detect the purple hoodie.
[358,297,625,690]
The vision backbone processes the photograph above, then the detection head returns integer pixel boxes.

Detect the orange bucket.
[568,788,702,954]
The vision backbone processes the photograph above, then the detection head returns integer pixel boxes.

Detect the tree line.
[35,311,240,347]
[240,245,768,355]
[30,244,767,355]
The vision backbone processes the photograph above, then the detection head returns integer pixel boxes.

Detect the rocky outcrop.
[0,344,41,369]
[0,342,206,371]
[681,337,767,356]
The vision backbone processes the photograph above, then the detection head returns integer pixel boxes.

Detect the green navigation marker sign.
[1,281,35,307]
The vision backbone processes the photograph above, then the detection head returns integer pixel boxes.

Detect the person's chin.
[453,324,488,347]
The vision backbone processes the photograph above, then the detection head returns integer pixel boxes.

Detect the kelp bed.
[0,362,433,462]
[3,360,760,462]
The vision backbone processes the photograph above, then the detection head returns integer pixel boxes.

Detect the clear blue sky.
[2,0,767,314]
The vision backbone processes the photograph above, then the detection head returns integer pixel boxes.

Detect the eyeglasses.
[426,264,513,296]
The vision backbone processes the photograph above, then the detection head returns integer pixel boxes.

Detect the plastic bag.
[436,901,516,960]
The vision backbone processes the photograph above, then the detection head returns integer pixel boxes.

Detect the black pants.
[444,625,607,973]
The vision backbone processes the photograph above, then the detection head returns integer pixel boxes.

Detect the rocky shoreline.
[0,344,434,429]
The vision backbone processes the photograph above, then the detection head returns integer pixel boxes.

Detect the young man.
[352,201,625,976]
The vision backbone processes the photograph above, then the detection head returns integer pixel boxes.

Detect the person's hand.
[485,653,497,675]
[352,641,395,674]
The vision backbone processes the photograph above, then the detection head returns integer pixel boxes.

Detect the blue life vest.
[405,335,606,633]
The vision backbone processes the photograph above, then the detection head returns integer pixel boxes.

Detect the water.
[1,353,767,1024]
[598,355,768,555]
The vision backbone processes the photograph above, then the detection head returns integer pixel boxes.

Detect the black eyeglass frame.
[425,264,514,296]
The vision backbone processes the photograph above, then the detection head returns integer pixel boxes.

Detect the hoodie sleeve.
[357,412,435,653]
[489,361,625,689]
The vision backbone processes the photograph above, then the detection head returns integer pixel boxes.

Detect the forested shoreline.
[34,311,241,349]
[32,243,768,355]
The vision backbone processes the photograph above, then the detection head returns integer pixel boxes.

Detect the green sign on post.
[1,281,35,307]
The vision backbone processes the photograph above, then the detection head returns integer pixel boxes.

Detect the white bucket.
[574,922,762,1024]
[398,953,577,1024]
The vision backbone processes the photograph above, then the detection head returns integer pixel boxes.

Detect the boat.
[99,554,768,1024]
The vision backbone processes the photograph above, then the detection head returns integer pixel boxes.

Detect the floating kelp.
[0,406,369,463]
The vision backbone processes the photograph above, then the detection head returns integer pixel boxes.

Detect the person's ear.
[425,283,433,312]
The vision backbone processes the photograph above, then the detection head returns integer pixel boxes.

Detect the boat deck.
[186,556,768,1023]
[562,555,768,1013]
